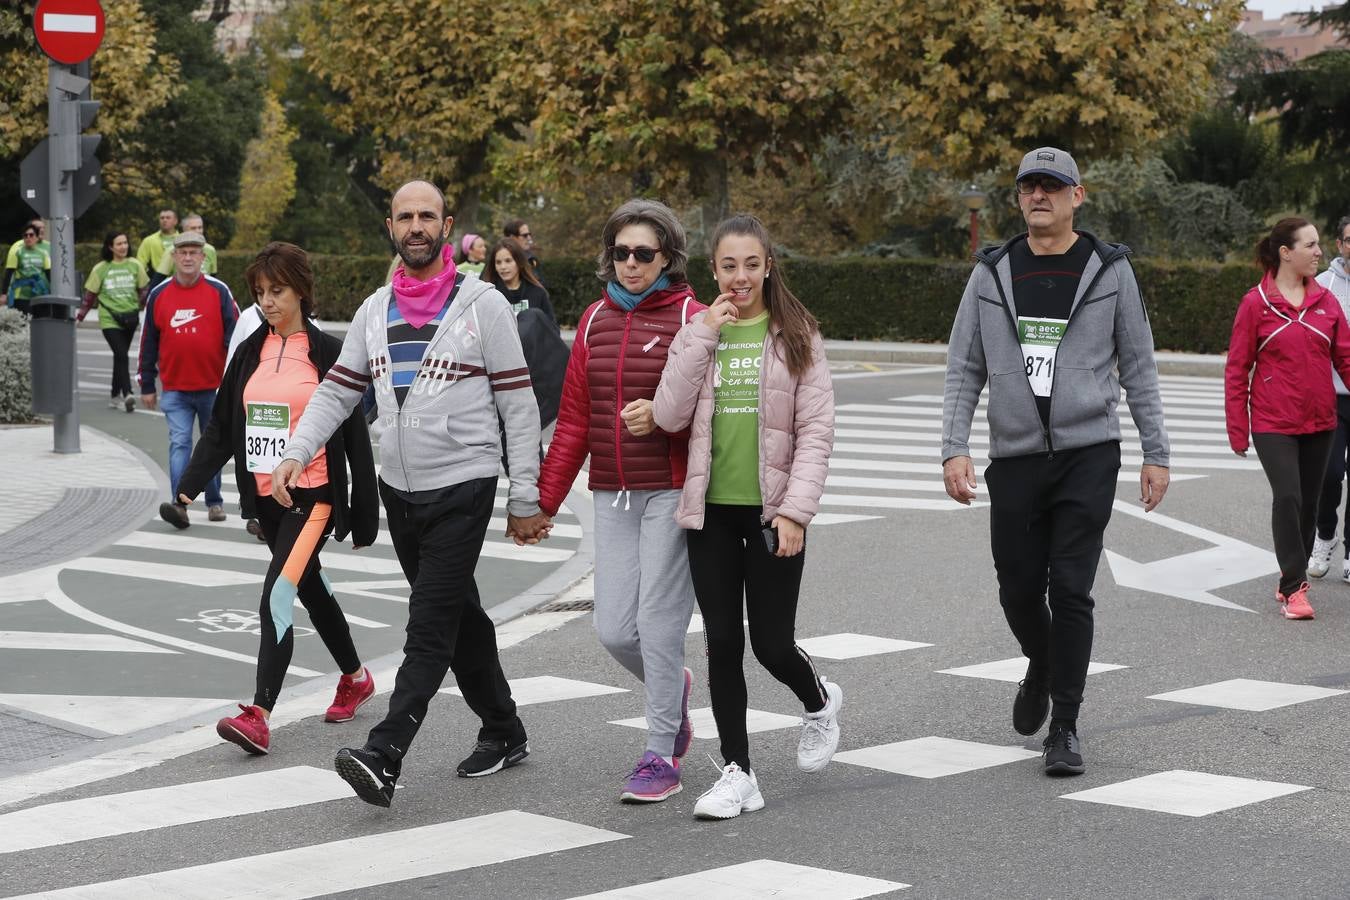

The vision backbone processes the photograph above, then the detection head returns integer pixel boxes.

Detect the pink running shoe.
[674,666,694,762]
[619,751,682,803]
[326,667,375,722]
[1279,583,1315,620]
[217,704,269,755]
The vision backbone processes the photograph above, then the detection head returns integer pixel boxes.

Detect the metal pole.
[47,60,80,453]
[969,209,979,256]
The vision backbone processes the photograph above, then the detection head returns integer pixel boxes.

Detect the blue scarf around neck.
[607,274,671,311]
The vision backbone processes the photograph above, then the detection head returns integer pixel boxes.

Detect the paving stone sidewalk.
[0,424,164,577]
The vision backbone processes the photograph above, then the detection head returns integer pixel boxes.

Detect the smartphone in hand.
[760,524,778,554]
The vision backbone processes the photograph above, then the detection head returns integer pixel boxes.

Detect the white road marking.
[0,694,235,738]
[1060,771,1310,817]
[834,737,1040,779]
[0,631,175,653]
[8,811,628,899]
[567,859,908,898]
[0,767,350,854]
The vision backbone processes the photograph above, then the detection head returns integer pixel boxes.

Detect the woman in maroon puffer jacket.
[536,199,705,804]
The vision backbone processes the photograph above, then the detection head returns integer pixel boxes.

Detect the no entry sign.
[33,0,105,65]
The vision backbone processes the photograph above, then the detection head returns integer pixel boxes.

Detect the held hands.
[271,459,303,508]
[942,456,977,505]
[1139,464,1170,513]
[704,294,740,330]
[506,512,553,546]
[141,393,157,411]
[771,515,805,558]
[621,399,656,437]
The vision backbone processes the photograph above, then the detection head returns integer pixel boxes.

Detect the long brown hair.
[484,238,541,290]
[710,214,819,377]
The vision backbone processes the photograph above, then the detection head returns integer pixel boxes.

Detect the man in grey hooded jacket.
[941,148,1170,778]
[273,180,548,807]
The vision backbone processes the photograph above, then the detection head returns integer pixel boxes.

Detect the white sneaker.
[797,680,843,773]
[693,762,764,820]
[107,396,121,409]
[1309,536,1337,578]
[1342,557,1350,584]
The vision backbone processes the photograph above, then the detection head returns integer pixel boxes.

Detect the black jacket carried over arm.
[178,318,379,546]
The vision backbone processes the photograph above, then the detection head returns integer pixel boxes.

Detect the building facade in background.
[1238,5,1349,61]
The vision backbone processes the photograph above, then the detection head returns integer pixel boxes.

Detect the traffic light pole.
[48,61,82,454]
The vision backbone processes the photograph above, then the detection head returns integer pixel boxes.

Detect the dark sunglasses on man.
[611,244,659,264]
[1015,176,1071,195]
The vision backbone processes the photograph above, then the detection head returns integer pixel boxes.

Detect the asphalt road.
[3,338,1349,898]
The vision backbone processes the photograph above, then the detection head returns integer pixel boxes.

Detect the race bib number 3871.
[245,401,290,473]
[1017,316,1067,398]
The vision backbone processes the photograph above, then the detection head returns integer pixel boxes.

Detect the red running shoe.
[326,667,375,722]
[1279,583,1315,620]
[217,704,269,755]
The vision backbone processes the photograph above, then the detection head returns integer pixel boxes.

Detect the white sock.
[350,667,368,683]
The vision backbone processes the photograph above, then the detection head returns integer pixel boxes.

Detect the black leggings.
[687,503,825,771]
[253,487,360,710]
[101,324,136,397]
[984,441,1121,723]
[1253,431,1335,595]
[1315,397,1350,545]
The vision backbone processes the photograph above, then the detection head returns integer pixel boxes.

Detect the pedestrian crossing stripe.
[6,810,628,899]
[0,766,349,854]
[566,859,908,898]
[0,630,176,653]
[0,694,235,739]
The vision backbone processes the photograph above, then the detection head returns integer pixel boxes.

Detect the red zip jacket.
[1225,273,1350,453]
[537,283,704,515]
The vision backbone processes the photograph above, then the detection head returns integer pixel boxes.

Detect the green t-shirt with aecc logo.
[706,311,770,506]
[85,259,148,326]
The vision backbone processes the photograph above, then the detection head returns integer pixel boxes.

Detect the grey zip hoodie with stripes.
[942,231,1170,467]
[281,275,542,516]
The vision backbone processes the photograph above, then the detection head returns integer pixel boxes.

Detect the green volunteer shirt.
[155,241,216,276]
[136,230,178,273]
[6,238,50,268]
[85,259,148,326]
[706,311,770,506]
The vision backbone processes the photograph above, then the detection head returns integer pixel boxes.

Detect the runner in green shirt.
[78,232,149,411]
[137,209,179,289]
[155,214,216,276]
[2,225,50,314]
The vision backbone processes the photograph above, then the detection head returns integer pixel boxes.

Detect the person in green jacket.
[78,231,150,412]
[137,208,179,290]
[5,218,50,268]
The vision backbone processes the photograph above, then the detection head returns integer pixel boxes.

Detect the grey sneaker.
[208,505,227,522]
[1043,723,1085,776]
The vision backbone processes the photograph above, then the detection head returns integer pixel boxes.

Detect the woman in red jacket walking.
[652,215,838,820]
[1226,217,1350,620]
[536,199,705,803]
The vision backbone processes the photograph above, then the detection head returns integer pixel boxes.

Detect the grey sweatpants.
[592,489,696,758]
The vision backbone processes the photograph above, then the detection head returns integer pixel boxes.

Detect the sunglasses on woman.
[611,244,659,264]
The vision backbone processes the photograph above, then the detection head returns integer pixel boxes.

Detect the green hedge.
[77,245,1257,353]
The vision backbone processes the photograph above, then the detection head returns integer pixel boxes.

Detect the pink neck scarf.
[391,244,459,329]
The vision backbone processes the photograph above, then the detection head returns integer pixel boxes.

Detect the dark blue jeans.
[161,389,222,506]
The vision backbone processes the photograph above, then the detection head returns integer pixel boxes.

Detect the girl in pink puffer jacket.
[649,214,838,821]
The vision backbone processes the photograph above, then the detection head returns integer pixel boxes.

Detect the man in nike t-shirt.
[139,232,239,529]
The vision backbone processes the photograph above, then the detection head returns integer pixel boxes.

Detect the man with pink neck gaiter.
[273,180,549,807]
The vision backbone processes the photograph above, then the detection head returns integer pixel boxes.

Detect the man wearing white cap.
[941,147,1171,777]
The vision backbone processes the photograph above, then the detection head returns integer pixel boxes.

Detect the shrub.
[0,310,33,423]
[79,244,1261,353]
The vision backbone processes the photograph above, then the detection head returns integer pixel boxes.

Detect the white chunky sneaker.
[1342,556,1350,584]
[693,762,765,820]
[1308,536,1336,578]
[797,680,843,773]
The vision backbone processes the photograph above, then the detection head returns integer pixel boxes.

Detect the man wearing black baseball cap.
[941,147,1171,776]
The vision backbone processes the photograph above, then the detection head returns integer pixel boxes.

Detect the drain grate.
[533,598,594,613]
